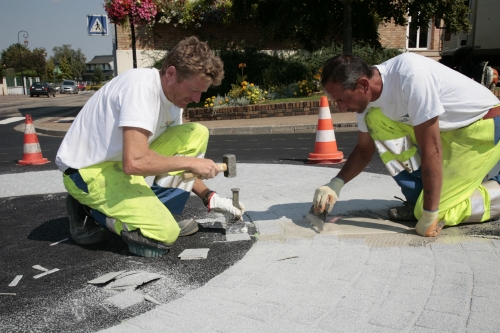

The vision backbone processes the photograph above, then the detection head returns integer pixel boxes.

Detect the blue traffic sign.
[87,15,108,36]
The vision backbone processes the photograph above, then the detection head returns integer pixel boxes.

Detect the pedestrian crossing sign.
[87,15,108,36]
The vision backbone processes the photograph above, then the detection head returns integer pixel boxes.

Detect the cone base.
[307,157,345,165]
[308,152,344,160]
[18,158,50,165]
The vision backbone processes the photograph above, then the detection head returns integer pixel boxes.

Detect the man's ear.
[358,78,369,93]
[165,66,176,79]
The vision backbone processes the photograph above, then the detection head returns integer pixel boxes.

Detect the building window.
[406,15,430,49]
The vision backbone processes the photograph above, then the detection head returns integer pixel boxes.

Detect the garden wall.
[186,89,500,122]
[185,98,339,122]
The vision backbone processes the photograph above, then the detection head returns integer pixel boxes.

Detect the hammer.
[182,154,237,180]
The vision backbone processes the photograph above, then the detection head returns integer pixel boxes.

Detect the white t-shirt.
[56,68,183,171]
[357,52,499,132]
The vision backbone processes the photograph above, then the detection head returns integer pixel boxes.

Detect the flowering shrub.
[156,0,232,28]
[104,0,157,26]
[296,79,316,97]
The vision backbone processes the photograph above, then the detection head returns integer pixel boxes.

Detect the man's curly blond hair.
[160,36,224,86]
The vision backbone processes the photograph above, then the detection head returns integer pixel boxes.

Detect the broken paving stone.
[196,216,226,229]
[144,294,162,305]
[50,238,69,246]
[32,265,49,272]
[33,268,60,279]
[225,233,251,242]
[178,248,210,260]
[87,271,127,285]
[105,290,145,309]
[104,271,164,290]
[8,275,23,287]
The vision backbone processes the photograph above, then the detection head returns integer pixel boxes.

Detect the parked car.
[60,80,78,94]
[29,82,56,98]
[78,82,86,91]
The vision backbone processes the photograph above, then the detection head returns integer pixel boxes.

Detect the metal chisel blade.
[306,205,326,231]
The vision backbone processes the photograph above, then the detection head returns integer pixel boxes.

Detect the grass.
[186,94,324,109]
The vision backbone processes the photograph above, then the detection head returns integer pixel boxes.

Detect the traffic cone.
[18,114,50,165]
[308,96,344,164]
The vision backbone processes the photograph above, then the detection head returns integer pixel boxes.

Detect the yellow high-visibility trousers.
[365,107,500,226]
[63,123,209,245]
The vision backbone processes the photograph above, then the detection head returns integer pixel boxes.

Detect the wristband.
[202,190,216,207]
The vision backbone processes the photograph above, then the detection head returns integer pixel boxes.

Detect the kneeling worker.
[312,53,500,237]
[56,36,243,256]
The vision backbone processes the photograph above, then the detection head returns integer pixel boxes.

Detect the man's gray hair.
[321,54,373,90]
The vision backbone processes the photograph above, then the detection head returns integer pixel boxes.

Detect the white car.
[60,80,78,94]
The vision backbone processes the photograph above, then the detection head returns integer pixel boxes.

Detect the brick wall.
[186,99,339,122]
[117,21,292,51]
[378,22,407,49]
[117,17,443,54]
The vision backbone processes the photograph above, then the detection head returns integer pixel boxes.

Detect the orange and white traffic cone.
[308,96,344,164]
[18,114,50,165]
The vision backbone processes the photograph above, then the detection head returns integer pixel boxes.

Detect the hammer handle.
[182,163,227,180]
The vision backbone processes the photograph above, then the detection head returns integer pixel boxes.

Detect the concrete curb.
[31,120,359,137]
[207,122,357,135]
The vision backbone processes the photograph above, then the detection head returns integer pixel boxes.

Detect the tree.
[231,0,471,51]
[52,44,86,80]
[58,57,72,80]
[92,66,104,84]
[0,44,47,77]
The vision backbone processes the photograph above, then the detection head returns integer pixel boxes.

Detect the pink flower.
[104,0,157,26]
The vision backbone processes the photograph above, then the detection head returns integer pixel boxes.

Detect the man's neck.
[370,67,383,102]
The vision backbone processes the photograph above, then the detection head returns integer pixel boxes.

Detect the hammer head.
[222,154,237,178]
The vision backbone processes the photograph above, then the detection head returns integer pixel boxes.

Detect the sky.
[0,0,113,62]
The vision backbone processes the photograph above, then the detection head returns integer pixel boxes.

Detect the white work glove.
[208,192,245,219]
[415,209,444,237]
[313,177,345,215]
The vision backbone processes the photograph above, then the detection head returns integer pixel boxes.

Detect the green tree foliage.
[0,44,47,77]
[52,44,86,80]
[231,0,471,51]
[58,57,72,80]
[92,66,104,84]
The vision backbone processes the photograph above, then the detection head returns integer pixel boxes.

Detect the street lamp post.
[17,30,28,95]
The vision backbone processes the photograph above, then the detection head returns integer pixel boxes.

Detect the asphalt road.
[0,121,387,175]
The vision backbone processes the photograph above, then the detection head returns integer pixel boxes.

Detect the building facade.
[82,55,115,84]
[113,17,443,75]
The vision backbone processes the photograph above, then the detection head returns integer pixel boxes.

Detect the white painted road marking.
[33,268,60,279]
[8,275,23,287]
[0,117,25,125]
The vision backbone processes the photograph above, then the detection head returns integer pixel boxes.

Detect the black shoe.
[66,195,108,245]
[178,218,199,236]
[121,229,173,257]
[387,196,417,221]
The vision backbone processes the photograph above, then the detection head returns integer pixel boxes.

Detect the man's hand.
[313,177,344,215]
[189,158,221,180]
[415,209,444,237]
[208,193,245,219]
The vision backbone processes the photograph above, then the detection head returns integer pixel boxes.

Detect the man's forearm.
[420,151,442,211]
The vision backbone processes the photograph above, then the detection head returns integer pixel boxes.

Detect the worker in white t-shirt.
[312,53,500,237]
[56,36,244,257]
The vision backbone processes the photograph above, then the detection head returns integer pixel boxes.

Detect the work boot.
[178,218,199,236]
[121,229,173,258]
[66,195,108,245]
[387,196,417,221]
